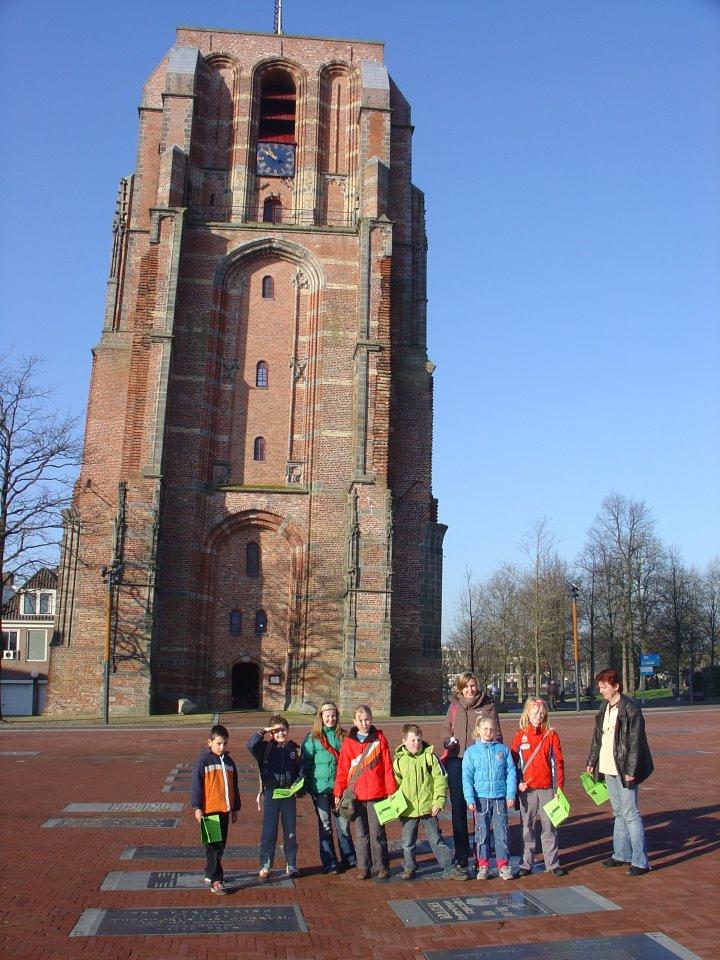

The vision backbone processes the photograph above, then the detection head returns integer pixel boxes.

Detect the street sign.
[640,654,661,667]
[640,665,654,676]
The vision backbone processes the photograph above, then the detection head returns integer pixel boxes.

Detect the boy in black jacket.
[248,715,305,879]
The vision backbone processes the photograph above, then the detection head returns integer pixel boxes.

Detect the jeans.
[400,815,453,873]
[259,794,298,870]
[473,797,509,867]
[519,788,560,872]
[354,799,390,871]
[605,774,649,869]
[446,757,473,865]
[312,793,357,870]
[204,811,229,882]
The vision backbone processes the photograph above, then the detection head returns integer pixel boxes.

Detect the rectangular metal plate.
[119,844,259,860]
[0,750,40,756]
[373,861,446,883]
[70,905,308,937]
[42,817,180,829]
[390,886,619,927]
[62,802,183,813]
[423,933,702,960]
[101,870,293,890]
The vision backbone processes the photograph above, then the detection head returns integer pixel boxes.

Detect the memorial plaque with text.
[120,844,259,860]
[101,870,293,891]
[70,905,308,937]
[43,817,180,829]
[62,802,183,813]
[423,932,701,960]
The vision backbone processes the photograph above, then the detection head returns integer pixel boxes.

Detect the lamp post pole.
[101,560,124,725]
[570,583,581,713]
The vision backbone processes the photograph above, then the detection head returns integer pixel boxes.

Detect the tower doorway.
[231,662,260,708]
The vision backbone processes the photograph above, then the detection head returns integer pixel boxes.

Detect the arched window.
[261,275,274,299]
[255,609,268,635]
[253,436,266,461]
[229,609,242,636]
[263,197,282,223]
[256,361,268,388]
[259,69,296,143]
[247,541,260,578]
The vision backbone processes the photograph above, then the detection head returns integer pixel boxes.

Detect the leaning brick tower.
[47,24,445,717]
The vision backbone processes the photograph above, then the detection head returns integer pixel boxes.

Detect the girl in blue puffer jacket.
[462,716,517,880]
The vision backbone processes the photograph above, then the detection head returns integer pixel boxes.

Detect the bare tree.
[698,557,719,688]
[521,517,560,696]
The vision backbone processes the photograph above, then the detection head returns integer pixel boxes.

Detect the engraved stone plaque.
[70,905,308,937]
[423,933,702,960]
[119,844,259,860]
[101,870,293,891]
[43,817,180,829]
[62,802,183,813]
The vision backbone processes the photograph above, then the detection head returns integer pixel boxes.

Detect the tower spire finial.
[274,0,283,35]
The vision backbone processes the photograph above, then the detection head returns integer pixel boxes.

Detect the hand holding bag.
[337,740,374,821]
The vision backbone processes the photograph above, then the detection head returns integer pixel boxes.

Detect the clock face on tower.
[256,142,296,177]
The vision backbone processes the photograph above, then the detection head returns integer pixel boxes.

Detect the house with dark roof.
[1,568,57,714]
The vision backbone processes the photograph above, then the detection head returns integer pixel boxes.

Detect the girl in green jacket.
[302,701,357,873]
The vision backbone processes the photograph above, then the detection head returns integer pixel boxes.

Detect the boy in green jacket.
[393,724,468,881]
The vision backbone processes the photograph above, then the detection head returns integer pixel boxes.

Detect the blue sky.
[1,1,718,635]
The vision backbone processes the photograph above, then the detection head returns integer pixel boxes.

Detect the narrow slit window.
[247,541,260,578]
[253,436,266,461]
[263,197,282,223]
[229,609,242,636]
[262,275,274,299]
[256,361,268,388]
[255,609,268,635]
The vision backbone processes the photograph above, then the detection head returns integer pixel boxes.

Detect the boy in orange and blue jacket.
[190,723,241,894]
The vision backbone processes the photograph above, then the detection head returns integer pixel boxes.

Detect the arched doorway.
[231,662,260,708]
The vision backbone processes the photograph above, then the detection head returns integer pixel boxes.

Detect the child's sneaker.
[285,866,299,878]
[377,868,390,880]
[210,880,227,895]
[258,867,270,880]
[443,864,469,881]
[476,865,489,880]
[203,877,212,884]
[401,868,415,881]
[498,865,514,881]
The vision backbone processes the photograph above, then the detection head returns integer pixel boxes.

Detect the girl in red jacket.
[334,705,397,880]
[510,697,567,877]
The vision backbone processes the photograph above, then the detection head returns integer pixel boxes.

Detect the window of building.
[263,197,282,223]
[26,628,47,661]
[253,436,266,461]
[261,275,274,299]
[247,541,260,578]
[258,69,296,143]
[22,591,54,616]
[1,630,19,652]
[255,609,268,635]
[229,609,242,636]
[256,361,269,388]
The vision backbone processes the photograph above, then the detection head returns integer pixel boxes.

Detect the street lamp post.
[100,559,124,724]
[570,583,581,714]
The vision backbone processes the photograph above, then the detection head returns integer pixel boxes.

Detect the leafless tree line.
[446,495,719,699]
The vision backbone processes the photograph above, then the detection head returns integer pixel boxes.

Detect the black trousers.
[446,757,473,865]
[204,812,230,882]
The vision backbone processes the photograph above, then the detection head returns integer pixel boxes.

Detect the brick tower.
[47,25,446,717]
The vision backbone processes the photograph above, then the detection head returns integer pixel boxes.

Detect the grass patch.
[635,688,672,699]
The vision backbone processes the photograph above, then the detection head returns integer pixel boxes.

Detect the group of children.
[190,697,566,893]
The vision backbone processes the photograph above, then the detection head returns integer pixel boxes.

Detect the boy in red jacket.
[334,705,397,880]
[510,698,567,877]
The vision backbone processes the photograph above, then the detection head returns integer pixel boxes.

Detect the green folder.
[373,789,410,825]
[580,772,610,805]
[200,813,222,844]
[542,787,570,827]
[272,777,305,800]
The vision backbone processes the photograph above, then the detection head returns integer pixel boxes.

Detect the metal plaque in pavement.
[390,886,619,927]
[101,870,293,891]
[423,932,702,960]
[43,817,180,829]
[120,844,259,860]
[62,802,183,813]
[0,750,40,756]
[70,905,308,937]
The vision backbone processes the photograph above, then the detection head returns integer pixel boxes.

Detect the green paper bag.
[542,787,570,827]
[580,772,609,805]
[373,789,409,825]
[272,777,305,800]
[200,813,222,844]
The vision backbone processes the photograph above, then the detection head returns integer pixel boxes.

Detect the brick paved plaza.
[1,705,718,959]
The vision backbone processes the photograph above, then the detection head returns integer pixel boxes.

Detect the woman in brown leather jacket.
[443,672,501,870]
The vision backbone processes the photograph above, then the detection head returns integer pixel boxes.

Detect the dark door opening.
[231,662,260,709]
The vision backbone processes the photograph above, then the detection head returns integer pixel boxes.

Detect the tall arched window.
[247,541,260,578]
[253,436,266,461]
[259,69,296,143]
[263,197,282,223]
[255,609,268,635]
[261,275,274,299]
[256,361,268,388]
[229,609,242,636]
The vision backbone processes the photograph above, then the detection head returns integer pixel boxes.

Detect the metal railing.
[187,204,356,229]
